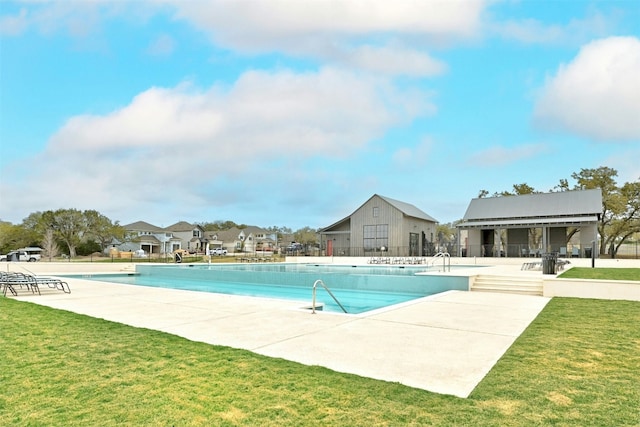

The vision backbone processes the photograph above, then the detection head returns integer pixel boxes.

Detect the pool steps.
[471,275,544,296]
[119,265,136,273]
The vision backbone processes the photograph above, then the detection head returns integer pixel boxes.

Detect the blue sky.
[1,1,639,230]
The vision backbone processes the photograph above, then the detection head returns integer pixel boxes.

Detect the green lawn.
[1,297,638,426]
[558,267,640,281]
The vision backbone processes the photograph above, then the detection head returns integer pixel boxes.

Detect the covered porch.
[458,219,599,258]
[456,189,602,259]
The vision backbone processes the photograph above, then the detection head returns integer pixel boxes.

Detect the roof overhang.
[137,235,161,243]
[457,215,599,229]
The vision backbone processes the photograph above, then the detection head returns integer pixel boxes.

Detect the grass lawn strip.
[558,267,640,281]
[1,297,638,426]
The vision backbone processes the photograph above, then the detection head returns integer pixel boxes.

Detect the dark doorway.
[482,230,494,257]
[409,233,419,256]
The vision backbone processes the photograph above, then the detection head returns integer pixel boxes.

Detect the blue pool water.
[71,263,472,314]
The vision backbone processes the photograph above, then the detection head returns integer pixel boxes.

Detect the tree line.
[0,211,318,258]
[0,209,128,258]
[1,166,638,258]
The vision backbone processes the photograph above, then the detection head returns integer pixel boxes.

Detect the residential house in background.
[119,221,183,255]
[117,221,276,256]
[319,194,438,257]
[207,226,276,254]
[165,221,206,253]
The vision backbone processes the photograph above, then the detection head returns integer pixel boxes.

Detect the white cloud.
[603,147,640,185]
[534,36,640,142]
[339,44,447,77]
[493,11,614,45]
[169,0,485,43]
[50,83,224,151]
[0,1,108,37]
[3,67,434,223]
[467,143,548,167]
[0,7,28,36]
[0,2,153,37]
[166,0,485,76]
[2,1,483,77]
[392,137,435,170]
[146,33,176,56]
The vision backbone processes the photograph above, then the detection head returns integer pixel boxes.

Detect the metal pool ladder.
[312,279,347,314]
[428,251,451,272]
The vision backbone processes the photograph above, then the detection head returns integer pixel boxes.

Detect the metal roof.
[378,195,438,223]
[319,194,437,232]
[458,189,602,228]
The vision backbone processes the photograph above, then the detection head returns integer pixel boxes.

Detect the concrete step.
[119,264,137,273]
[471,275,544,296]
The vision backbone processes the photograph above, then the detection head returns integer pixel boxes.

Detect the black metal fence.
[37,241,640,261]
[320,242,640,259]
[323,245,445,258]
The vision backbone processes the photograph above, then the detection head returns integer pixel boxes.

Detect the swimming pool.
[72,263,473,314]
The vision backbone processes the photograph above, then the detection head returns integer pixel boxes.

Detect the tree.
[84,210,126,252]
[479,184,538,198]
[568,167,632,256]
[199,220,245,232]
[293,226,319,251]
[0,221,25,253]
[604,180,640,257]
[436,222,458,253]
[265,225,292,249]
[49,209,86,258]
[511,183,537,195]
[21,211,59,250]
[41,228,60,260]
[0,215,42,251]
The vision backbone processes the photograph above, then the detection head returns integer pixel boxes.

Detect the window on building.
[363,224,388,252]
[373,207,379,217]
[193,230,201,238]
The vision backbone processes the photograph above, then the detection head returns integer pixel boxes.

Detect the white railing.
[427,251,450,272]
[312,279,347,314]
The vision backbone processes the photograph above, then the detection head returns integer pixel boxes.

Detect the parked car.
[286,243,304,253]
[0,249,40,262]
[209,248,228,256]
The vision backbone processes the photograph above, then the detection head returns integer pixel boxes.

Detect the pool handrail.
[427,252,451,272]
[312,279,348,314]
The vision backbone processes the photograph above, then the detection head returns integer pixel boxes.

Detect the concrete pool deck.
[10,271,551,398]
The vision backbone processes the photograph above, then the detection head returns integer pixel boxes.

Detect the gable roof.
[458,189,602,228]
[241,225,270,235]
[208,229,234,242]
[122,221,164,232]
[377,195,438,222]
[320,194,437,232]
[165,221,200,232]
